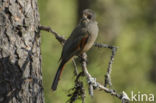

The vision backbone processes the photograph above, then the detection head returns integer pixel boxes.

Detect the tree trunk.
[77,0,91,22]
[0,0,44,103]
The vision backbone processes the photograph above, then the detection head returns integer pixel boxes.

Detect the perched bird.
[52,9,99,91]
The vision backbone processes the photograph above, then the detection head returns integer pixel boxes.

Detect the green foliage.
[39,0,156,102]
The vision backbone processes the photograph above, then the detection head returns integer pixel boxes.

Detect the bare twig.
[80,53,130,102]
[94,43,118,87]
[39,25,66,44]
[39,25,130,103]
[66,72,85,103]
[72,58,79,76]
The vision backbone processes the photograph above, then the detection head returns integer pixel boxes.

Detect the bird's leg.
[78,55,88,64]
[94,43,118,88]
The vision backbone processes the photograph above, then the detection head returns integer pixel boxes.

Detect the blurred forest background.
[38,0,156,103]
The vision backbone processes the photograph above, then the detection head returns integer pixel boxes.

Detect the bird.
[52,9,99,91]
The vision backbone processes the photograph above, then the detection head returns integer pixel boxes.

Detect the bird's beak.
[82,15,87,20]
[81,15,89,23]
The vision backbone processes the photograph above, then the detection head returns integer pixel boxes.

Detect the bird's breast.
[82,22,98,52]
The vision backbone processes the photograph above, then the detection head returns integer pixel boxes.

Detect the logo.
[131,91,154,102]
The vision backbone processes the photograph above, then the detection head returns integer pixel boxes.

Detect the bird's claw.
[79,56,88,63]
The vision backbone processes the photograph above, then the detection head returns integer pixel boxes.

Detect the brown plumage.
[52,9,99,91]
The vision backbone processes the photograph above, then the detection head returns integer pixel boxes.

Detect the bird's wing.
[60,27,89,62]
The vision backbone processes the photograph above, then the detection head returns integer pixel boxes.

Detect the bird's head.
[81,9,96,24]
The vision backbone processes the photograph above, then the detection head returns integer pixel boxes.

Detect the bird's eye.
[87,15,92,19]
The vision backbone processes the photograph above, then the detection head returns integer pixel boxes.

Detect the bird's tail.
[51,61,65,91]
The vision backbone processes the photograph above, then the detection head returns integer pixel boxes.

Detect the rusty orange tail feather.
[51,61,65,91]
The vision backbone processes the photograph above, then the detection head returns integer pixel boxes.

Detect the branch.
[94,43,118,87]
[72,58,79,76]
[39,25,66,44]
[66,72,85,103]
[80,53,130,103]
[39,25,130,103]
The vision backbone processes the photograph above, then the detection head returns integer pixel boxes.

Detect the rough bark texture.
[0,0,44,103]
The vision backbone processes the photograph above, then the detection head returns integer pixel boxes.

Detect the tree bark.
[0,0,44,103]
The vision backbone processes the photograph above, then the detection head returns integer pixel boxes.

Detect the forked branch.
[39,25,130,103]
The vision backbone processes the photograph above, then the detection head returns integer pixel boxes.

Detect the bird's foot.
[79,56,88,64]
